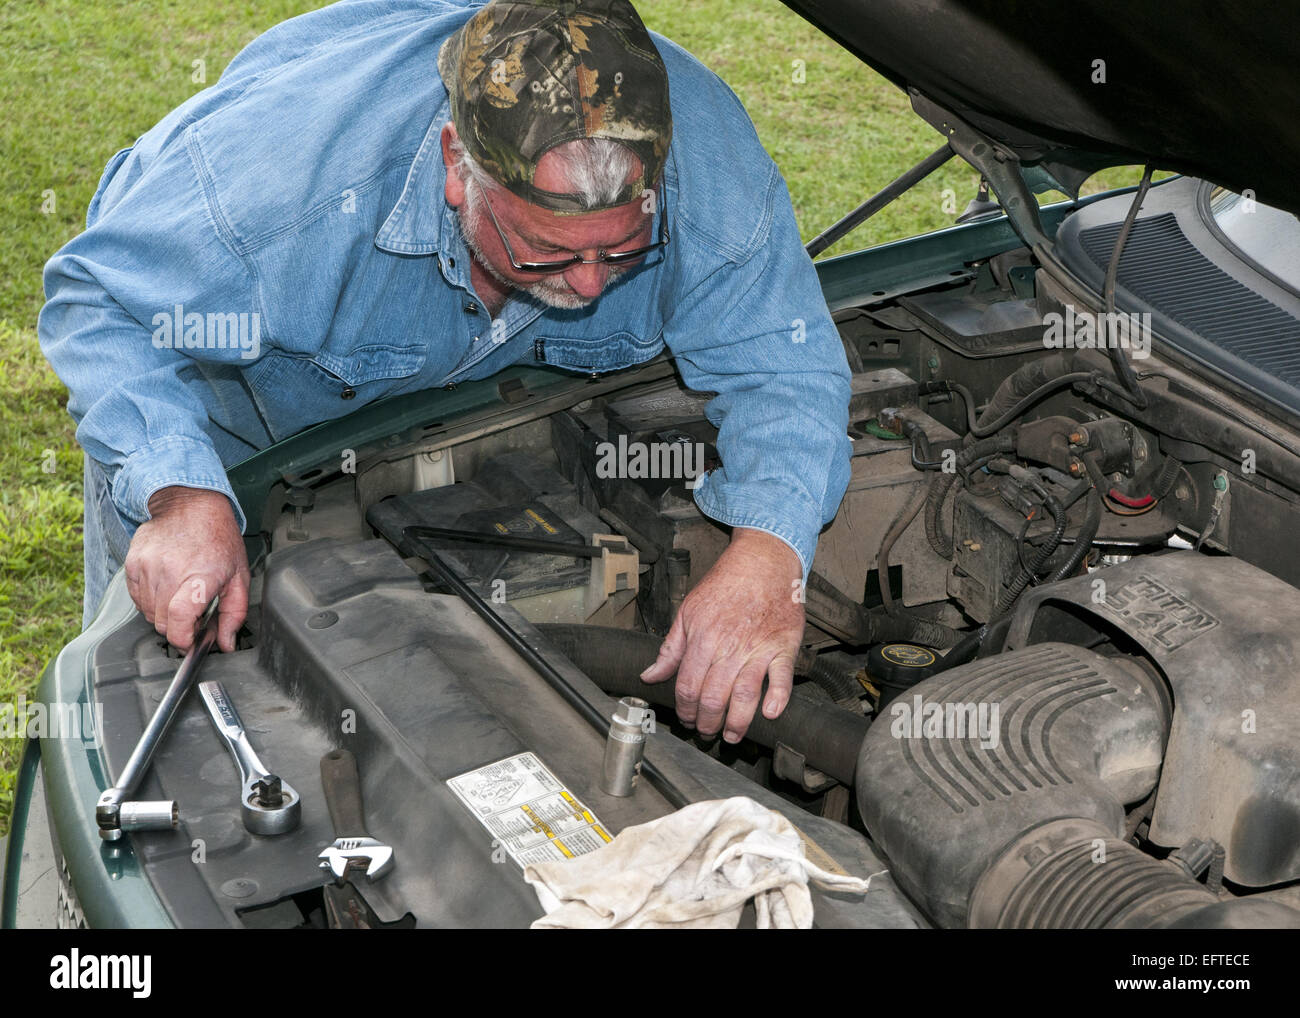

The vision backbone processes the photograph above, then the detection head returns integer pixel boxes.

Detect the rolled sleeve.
[690,480,820,576]
[114,434,247,534]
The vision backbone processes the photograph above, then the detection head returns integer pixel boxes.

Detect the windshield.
[1207,186,1300,293]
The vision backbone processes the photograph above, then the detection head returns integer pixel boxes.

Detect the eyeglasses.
[477,179,670,275]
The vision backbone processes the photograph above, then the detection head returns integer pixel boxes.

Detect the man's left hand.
[640,528,804,743]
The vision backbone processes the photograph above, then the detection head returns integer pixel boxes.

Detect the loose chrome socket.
[118,801,179,833]
[601,696,653,797]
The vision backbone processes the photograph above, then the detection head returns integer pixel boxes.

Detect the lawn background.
[0,0,1143,835]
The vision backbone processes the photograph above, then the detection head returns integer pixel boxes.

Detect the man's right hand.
[124,486,249,653]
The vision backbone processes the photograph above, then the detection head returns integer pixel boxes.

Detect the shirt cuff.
[690,472,819,581]
[111,434,247,535]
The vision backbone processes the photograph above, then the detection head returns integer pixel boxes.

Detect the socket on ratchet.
[96,597,221,841]
[198,680,301,836]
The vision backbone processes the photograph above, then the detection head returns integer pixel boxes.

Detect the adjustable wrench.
[318,748,393,881]
[96,597,221,841]
[198,680,301,836]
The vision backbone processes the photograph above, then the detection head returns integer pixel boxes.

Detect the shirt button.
[464,302,480,314]
[472,335,480,343]
[341,386,356,400]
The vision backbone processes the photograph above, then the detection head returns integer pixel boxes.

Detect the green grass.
[0,0,324,836]
[0,0,1147,836]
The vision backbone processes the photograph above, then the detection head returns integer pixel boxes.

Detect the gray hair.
[447,127,641,211]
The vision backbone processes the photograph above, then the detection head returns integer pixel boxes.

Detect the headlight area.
[2,738,49,927]
[2,743,88,930]
[5,575,173,929]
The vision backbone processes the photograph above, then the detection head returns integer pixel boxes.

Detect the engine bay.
[78,198,1300,928]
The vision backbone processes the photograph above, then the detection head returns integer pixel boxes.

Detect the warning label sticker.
[448,752,613,866]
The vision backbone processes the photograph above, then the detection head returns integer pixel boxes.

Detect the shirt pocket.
[244,343,426,442]
[532,329,664,374]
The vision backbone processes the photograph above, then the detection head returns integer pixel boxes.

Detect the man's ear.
[441,122,466,208]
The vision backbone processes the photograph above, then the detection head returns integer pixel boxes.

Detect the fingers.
[148,573,169,639]
[722,657,770,743]
[164,577,211,653]
[217,568,250,654]
[697,649,783,742]
[124,556,151,625]
[761,650,795,721]
[140,570,246,653]
[121,490,249,652]
[640,614,687,683]
[691,652,736,737]
[669,622,718,728]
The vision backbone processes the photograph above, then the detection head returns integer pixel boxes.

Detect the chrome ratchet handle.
[198,679,301,836]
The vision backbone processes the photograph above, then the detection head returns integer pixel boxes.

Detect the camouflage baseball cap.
[438,0,672,213]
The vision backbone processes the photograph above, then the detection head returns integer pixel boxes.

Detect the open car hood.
[781,0,1300,215]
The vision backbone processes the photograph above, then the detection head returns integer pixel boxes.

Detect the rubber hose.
[868,609,960,649]
[806,569,960,648]
[535,624,869,786]
[972,353,1080,437]
[931,623,989,672]
[917,379,980,437]
[1102,167,1154,410]
[973,374,1097,437]
[808,651,870,702]
[924,472,959,558]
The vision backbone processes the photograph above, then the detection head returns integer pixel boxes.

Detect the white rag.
[523,796,885,929]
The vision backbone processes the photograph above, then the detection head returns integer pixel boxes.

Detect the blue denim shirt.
[39,0,851,576]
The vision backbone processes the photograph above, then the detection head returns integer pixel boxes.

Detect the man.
[40,0,851,744]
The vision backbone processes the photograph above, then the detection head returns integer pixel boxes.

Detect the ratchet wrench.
[198,679,301,836]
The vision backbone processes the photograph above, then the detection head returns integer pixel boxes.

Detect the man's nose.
[563,259,609,299]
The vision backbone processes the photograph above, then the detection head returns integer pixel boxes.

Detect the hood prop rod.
[805,143,954,258]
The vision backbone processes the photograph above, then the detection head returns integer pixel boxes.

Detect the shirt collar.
[374,98,457,256]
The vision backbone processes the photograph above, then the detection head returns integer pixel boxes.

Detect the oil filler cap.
[868,642,941,711]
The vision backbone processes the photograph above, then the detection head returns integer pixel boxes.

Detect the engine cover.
[1005,551,1300,887]
[856,643,1166,928]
